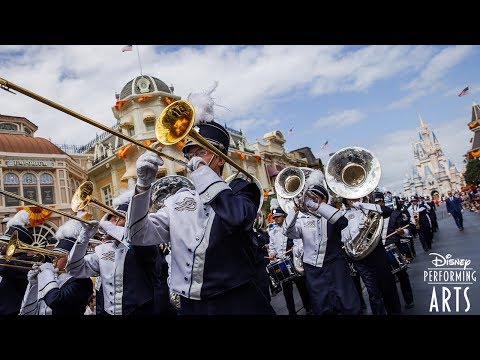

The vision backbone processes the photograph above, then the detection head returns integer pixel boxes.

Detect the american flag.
[458,86,469,97]
[122,45,133,52]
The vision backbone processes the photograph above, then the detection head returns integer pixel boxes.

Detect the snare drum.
[384,243,408,274]
[398,237,414,261]
[267,257,298,287]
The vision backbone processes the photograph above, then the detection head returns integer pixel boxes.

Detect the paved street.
[271,205,480,315]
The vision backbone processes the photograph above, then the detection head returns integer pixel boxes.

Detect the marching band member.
[0,210,35,315]
[283,178,361,315]
[407,195,433,252]
[268,207,311,315]
[253,211,275,301]
[342,192,402,315]
[124,90,275,314]
[67,195,159,315]
[19,219,93,315]
[374,195,414,309]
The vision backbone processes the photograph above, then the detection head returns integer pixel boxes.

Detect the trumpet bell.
[72,181,94,212]
[155,100,195,145]
[325,146,381,200]
[4,231,60,262]
[274,167,305,199]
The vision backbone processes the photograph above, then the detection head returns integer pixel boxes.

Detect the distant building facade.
[403,115,464,200]
[466,103,480,161]
[0,115,90,245]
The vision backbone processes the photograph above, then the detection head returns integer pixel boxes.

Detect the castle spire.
[418,113,427,129]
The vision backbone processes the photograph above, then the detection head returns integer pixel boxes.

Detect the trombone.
[0,77,253,182]
[0,188,92,225]
[71,181,125,218]
[0,230,63,271]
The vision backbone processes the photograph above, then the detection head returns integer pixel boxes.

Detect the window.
[3,173,20,206]
[101,185,113,207]
[40,173,55,204]
[0,123,18,131]
[145,120,155,132]
[23,173,38,202]
[128,127,135,136]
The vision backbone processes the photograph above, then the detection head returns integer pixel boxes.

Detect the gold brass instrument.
[156,100,253,181]
[0,188,92,225]
[325,146,383,260]
[0,230,62,270]
[72,181,125,218]
[0,77,187,169]
[0,78,253,183]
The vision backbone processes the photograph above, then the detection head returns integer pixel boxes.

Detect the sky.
[0,45,477,194]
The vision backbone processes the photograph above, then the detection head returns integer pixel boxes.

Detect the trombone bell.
[71,181,94,212]
[156,100,195,145]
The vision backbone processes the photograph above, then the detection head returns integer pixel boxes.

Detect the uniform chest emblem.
[305,220,316,228]
[174,197,197,211]
[101,251,115,261]
[347,213,355,220]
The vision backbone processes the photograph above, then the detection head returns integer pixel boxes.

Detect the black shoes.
[459,227,464,231]
[405,302,414,309]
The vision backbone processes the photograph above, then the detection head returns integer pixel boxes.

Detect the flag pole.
[136,45,143,75]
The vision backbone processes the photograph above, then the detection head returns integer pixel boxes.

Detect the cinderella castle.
[403,115,464,200]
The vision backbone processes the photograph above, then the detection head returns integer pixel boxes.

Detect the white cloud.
[314,109,365,128]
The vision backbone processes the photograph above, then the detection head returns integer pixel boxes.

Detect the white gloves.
[39,262,55,272]
[79,220,100,242]
[187,156,207,172]
[304,198,320,212]
[351,201,363,210]
[27,264,40,284]
[292,245,303,259]
[136,149,164,188]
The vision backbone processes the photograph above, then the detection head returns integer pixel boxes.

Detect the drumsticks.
[385,224,410,239]
[264,248,293,259]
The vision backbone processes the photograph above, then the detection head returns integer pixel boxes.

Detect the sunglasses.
[184,148,209,161]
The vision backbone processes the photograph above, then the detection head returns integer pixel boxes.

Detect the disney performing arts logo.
[424,253,477,313]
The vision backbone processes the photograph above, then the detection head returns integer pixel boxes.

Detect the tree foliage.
[464,158,480,185]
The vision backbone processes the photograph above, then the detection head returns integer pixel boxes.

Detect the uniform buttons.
[184,277,188,281]
[182,290,185,294]
[109,282,113,286]
[109,292,113,295]
[110,301,113,304]
[188,248,192,252]
[195,236,199,241]
[186,262,190,266]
